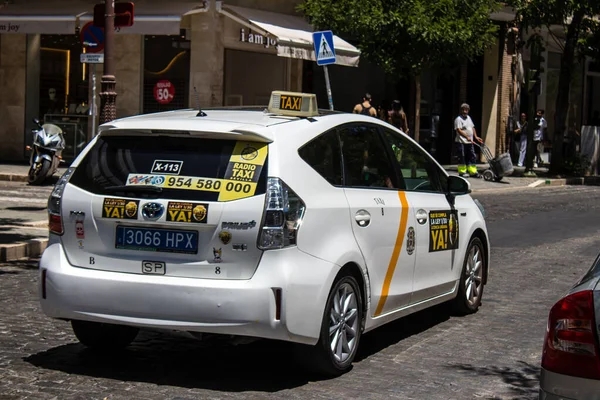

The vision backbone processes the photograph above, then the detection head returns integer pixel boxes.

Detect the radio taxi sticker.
[102,198,139,219]
[429,210,459,252]
[125,141,268,202]
[166,202,208,223]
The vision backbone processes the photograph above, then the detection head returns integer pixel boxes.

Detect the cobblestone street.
[1,185,600,399]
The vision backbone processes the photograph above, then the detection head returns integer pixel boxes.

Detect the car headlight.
[473,199,486,219]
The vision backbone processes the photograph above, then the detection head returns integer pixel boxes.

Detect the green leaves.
[299,0,500,77]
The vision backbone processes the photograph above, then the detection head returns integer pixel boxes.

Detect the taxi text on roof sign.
[268,91,319,117]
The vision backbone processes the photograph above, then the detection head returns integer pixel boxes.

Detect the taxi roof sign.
[268,91,319,117]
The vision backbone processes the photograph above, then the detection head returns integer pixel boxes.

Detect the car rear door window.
[69,135,268,201]
[298,130,343,186]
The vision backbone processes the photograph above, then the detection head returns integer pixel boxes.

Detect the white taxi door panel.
[406,192,457,304]
[344,189,416,316]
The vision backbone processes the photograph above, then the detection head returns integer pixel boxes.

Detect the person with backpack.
[454,103,483,178]
[353,93,378,117]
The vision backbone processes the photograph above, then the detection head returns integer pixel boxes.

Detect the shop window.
[39,35,89,160]
[143,35,190,113]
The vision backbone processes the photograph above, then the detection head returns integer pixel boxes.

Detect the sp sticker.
[406,227,415,255]
[219,231,232,245]
[213,247,222,263]
[429,210,459,252]
[102,198,139,219]
[166,202,208,223]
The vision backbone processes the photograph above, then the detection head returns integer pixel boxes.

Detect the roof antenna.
[194,87,207,117]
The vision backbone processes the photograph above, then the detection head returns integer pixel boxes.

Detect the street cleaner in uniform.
[454,103,483,178]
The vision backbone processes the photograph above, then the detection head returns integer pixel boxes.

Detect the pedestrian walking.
[454,103,483,178]
[353,93,378,117]
[387,100,409,135]
[514,112,528,167]
[533,109,547,167]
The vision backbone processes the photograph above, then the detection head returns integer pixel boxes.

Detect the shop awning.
[218,4,361,67]
[0,1,207,35]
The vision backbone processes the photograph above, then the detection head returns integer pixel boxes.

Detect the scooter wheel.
[482,170,495,182]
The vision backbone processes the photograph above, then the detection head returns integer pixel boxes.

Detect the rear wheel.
[71,320,139,350]
[28,158,51,185]
[453,237,485,315]
[298,274,363,376]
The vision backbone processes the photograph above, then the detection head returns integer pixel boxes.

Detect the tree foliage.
[299,0,499,140]
[299,0,499,76]
[508,0,600,174]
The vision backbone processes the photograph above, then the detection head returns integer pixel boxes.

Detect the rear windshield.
[70,135,268,202]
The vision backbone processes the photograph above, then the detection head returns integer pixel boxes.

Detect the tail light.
[47,168,75,236]
[542,290,600,380]
[258,178,305,250]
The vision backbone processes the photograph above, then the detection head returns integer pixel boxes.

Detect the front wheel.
[28,158,51,185]
[453,237,486,315]
[482,169,494,182]
[298,274,363,376]
[71,320,139,350]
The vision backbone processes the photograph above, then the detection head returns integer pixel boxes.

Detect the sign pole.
[91,64,98,138]
[99,0,117,124]
[323,65,334,111]
[313,31,337,111]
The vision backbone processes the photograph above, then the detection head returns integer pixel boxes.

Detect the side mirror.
[33,118,42,127]
[448,175,471,195]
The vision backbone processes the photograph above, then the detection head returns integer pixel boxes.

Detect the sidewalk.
[0,161,598,262]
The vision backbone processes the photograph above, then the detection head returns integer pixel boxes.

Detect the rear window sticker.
[429,210,459,252]
[125,141,268,202]
[219,231,232,245]
[151,160,183,175]
[166,202,208,223]
[102,198,139,219]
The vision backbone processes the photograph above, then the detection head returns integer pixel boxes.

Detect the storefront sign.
[0,22,21,33]
[239,28,277,49]
[153,80,175,105]
[80,22,105,53]
[80,53,105,64]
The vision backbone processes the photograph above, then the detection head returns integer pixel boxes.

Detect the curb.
[0,173,28,183]
[0,238,48,262]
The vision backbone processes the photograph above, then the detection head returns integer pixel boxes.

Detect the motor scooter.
[26,119,65,185]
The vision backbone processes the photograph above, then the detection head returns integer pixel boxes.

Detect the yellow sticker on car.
[125,141,268,201]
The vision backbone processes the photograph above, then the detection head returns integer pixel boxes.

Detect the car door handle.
[355,210,371,227]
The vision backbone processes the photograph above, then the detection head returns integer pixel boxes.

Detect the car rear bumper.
[539,368,600,400]
[39,243,340,345]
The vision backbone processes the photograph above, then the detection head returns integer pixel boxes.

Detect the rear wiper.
[105,185,163,193]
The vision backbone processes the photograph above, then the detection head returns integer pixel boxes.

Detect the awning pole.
[323,65,334,110]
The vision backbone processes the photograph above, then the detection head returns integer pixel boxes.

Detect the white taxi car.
[40,91,489,375]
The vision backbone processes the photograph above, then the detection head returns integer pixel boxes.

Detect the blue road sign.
[80,22,105,53]
[312,31,336,66]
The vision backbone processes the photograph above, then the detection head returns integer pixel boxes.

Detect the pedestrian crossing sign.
[312,31,336,66]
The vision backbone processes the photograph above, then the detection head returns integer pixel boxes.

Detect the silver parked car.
[539,254,600,399]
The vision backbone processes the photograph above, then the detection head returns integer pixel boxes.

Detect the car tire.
[298,274,363,376]
[71,320,139,350]
[453,237,486,315]
[28,158,51,185]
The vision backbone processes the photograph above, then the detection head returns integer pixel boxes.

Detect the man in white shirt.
[454,103,483,178]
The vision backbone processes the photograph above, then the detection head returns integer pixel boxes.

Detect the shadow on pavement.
[6,206,47,212]
[447,361,540,399]
[24,303,453,392]
[356,303,451,362]
[25,334,316,392]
